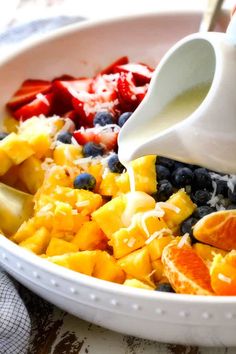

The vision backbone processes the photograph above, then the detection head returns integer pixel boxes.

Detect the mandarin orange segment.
[193,210,236,251]
[162,241,214,295]
[210,254,236,295]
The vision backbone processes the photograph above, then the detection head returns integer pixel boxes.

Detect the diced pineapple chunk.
[47,250,97,276]
[46,237,78,256]
[117,247,154,286]
[72,220,107,250]
[75,189,103,216]
[147,235,174,262]
[116,155,157,194]
[0,133,34,164]
[53,202,74,231]
[53,144,82,166]
[152,259,164,282]
[109,224,146,259]
[92,194,126,237]
[93,251,125,283]
[0,148,13,176]
[12,217,37,243]
[98,172,119,197]
[20,227,50,254]
[163,189,196,229]
[123,278,154,290]
[87,163,103,191]
[18,156,45,194]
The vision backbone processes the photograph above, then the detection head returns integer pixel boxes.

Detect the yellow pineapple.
[93,251,125,283]
[162,189,196,229]
[0,133,34,165]
[147,235,174,262]
[0,149,13,176]
[11,217,37,243]
[152,259,164,282]
[117,247,154,286]
[98,172,119,197]
[72,220,107,250]
[18,156,45,194]
[20,227,50,254]
[123,278,154,290]
[53,143,82,166]
[47,250,98,276]
[116,155,157,194]
[46,237,78,256]
[74,189,103,216]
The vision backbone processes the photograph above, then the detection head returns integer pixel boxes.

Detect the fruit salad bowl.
[0,10,235,347]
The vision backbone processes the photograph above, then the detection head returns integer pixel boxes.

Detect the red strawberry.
[73,126,119,151]
[92,73,120,94]
[7,79,52,111]
[114,62,154,85]
[99,56,129,75]
[52,78,93,114]
[13,93,54,121]
[72,90,119,127]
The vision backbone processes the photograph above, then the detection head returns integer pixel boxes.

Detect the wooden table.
[1,1,236,353]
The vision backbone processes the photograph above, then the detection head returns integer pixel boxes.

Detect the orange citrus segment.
[162,241,214,295]
[193,210,236,251]
[210,253,236,295]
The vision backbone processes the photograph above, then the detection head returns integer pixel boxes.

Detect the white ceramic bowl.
[0,11,235,347]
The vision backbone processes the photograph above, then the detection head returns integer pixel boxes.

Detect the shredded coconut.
[177,233,190,248]
[127,237,136,248]
[36,93,50,105]
[145,228,172,245]
[218,273,232,284]
[76,200,90,208]
[156,202,180,214]
[140,209,165,238]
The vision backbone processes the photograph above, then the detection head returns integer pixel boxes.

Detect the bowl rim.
[0,9,234,305]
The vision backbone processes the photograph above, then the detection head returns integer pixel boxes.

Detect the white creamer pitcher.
[118,14,236,174]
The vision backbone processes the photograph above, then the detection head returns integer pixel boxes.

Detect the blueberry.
[118,112,132,127]
[191,189,211,206]
[155,179,173,202]
[82,142,104,157]
[73,173,96,191]
[155,165,170,181]
[173,161,186,171]
[155,283,175,293]
[56,131,72,144]
[94,111,114,126]
[0,132,9,140]
[193,205,215,219]
[171,167,194,188]
[215,179,228,196]
[227,204,236,210]
[193,168,212,191]
[228,185,236,203]
[108,154,125,173]
[180,216,198,236]
[155,156,175,170]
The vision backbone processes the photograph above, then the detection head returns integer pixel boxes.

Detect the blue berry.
[155,283,175,293]
[156,165,170,181]
[0,132,8,140]
[56,131,72,144]
[94,111,114,126]
[194,168,212,191]
[228,185,236,203]
[180,216,198,236]
[108,154,124,173]
[215,179,228,196]
[73,173,96,191]
[173,161,186,171]
[156,156,175,170]
[118,112,132,127]
[82,142,104,157]
[193,205,215,219]
[155,179,173,202]
[171,167,194,188]
[191,189,211,206]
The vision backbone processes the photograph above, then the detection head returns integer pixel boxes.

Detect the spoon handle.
[199,0,224,32]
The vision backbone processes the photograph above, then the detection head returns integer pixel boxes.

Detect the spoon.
[118,5,236,174]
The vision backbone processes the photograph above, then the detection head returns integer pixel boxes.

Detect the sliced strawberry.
[52,78,93,114]
[72,90,119,127]
[100,56,129,75]
[114,63,154,85]
[73,126,119,151]
[92,73,120,94]
[63,110,79,122]
[13,93,54,121]
[7,79,52,111]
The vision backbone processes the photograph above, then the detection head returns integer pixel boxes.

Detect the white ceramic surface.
[118,14,236,175]
[0,12,235,347]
